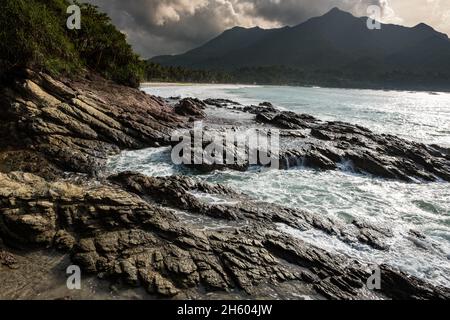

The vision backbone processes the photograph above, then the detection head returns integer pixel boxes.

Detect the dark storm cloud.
[83,0,450,58]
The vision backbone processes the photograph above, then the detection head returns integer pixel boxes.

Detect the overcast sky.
[84,0,450,58]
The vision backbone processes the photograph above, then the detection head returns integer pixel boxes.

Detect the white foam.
[109,84,450,287]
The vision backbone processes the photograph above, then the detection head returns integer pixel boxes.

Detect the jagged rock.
[203,98,241,108]
[0,250,17,269]
[109,172,393,250]
[169,128,252,172]
[0,150,63,181]
[0,69,187,179]
[0,69,449,300]
[192,104,450,182]
[54,230,76,251]
[174,98,206,118]
[1,171,449,299]
[380,264,450,300]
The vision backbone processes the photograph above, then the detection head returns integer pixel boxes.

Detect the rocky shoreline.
[1,70,449,300]
[170,98,450,182]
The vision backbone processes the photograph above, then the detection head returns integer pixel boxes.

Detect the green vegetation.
[144,63,450,91]
[229,65,450,89]
[0,0,143,87]
[144,62,231,83]
[0,0,228,87]
[150,7,450,91]
[3,0,446,91]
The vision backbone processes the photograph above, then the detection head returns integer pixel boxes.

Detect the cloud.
[83,0,450,58]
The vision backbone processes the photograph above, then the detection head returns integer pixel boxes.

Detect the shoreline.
[140,81,260,88]
[141,81,450,95]
[1,69,449,300]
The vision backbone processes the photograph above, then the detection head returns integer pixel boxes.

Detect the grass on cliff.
[0,0,143,87]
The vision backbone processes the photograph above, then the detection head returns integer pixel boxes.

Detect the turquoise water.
[109,84,450,287]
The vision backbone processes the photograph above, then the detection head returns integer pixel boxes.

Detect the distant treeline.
[144,62,232,83]
[144,63,450,90]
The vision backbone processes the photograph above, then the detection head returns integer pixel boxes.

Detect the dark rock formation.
[190,104,450,182]
[169,128,252,172]
[242,102,278,114]
[0,249,17,269]
[204,98,241,108]
[262,110,450,182]
[1,70,449,300]
[174,98,206,118]
[1,171,449,300]
[109,172,393,251]
[0,69,186,179]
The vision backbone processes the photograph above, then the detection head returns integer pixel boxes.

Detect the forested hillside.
[0,0,143,87]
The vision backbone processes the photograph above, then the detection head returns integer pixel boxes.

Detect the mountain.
[151,8,450,89]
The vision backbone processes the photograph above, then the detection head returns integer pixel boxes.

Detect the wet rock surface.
[174,98,207,119]
[204,98,241,108]
[190,102,450,182]
[110,172,393,251]
[0,71,449,300]
[266,113,450,182]
[1,171,449,300]
[0,69,186,179]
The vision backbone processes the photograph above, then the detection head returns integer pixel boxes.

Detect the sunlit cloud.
[84,0,450,58]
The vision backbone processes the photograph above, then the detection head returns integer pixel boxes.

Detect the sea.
[107,84,450,288]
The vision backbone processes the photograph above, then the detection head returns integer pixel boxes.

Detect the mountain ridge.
[150,7,450,89]
[153,7,449,63]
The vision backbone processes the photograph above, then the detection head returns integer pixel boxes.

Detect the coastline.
[141,81,450,95]
[0,69,449,300]
[3,0,449,303]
